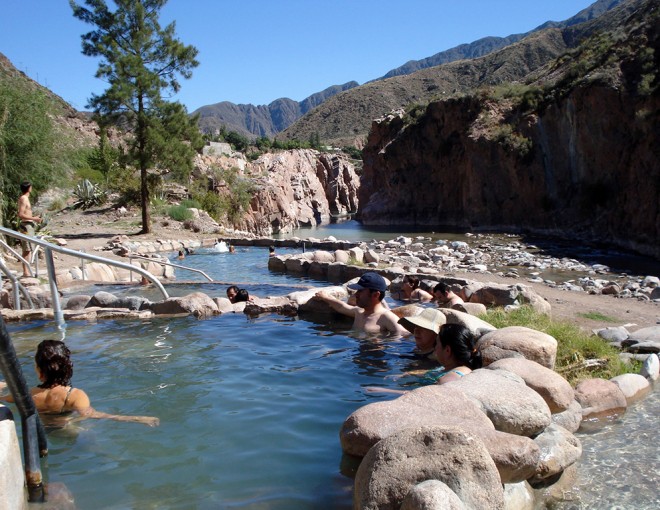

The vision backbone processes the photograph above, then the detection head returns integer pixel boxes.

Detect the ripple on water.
[556,387,660,509]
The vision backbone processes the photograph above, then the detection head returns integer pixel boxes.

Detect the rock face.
[357,30,660,259]
[235,150,360,235]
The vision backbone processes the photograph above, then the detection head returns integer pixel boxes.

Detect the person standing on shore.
[17,181,41,277]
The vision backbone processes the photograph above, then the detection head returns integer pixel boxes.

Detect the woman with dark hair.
[366,323,481,394]
[234,289,250,303]
[430,323,482,384]
[0,340,158,427]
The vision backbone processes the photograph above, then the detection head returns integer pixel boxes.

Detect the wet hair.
[269,246,275,253]
[434,282,450,294]
[226,285,239,299]
[437,324,482,369]
[234,289,250,302]
[20,181,32,194]
[405,275,421,289]
[35,340,73,389]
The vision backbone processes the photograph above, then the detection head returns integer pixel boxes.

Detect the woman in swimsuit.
[366,323,482,394]
[0,340,158,427]
[430,323,482,384]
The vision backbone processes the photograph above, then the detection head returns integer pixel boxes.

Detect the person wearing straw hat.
[398,307,446,358]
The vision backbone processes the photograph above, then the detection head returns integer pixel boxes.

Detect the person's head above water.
[35,340,73,389]
[434,323,482,370]
[226,285,239,302]
[234,289,250,302]
[398,308,445,353]
[348,272,388,302]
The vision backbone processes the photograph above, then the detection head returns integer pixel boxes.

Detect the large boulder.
[551,400,583,433]
[451,368,552,436]
[437,308,496,337]
[641,353,659,381]
[451,302,487,316]
[474,428,541,484]
[487,358,574,413]
[477,326,558,369]
[469,283,551,314]
[574,378,627,421]
[354,426,504,510]
[62,294,92,310]
[528,424,582,485]
[148,292,218,318]
[610,373,652,403]
[88,291,119,308]
[340,385,493,458]
[244,297,298,317]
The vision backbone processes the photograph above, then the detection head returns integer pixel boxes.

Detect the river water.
[5,241,657,509]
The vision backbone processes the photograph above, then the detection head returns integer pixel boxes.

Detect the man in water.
[17,181,41,277]
[315,272,409,336]
[432,282,464,308]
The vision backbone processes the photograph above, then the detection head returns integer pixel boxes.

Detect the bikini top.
[61,386,74,413]
[420,367,466,385]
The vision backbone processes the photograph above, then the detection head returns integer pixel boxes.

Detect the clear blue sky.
[1,0,596,112]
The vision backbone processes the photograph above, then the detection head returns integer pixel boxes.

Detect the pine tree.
[71,0,200,233]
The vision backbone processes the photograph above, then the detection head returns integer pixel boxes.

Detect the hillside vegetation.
[281,0,642,147]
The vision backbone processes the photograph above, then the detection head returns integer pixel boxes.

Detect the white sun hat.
[398,307,446,334]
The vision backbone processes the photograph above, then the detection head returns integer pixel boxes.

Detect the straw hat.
[398,307,446,334]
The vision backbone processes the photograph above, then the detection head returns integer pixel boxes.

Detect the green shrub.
[72,179,107,209]
[167,204,193,222]
[180,199,201,209]
[480,306,636,385]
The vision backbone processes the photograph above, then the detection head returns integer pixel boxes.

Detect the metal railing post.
[0,316,47,502]
[12,280,21,311]
[44,248,65,336]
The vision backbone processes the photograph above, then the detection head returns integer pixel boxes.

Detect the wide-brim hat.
[398,307,446,334]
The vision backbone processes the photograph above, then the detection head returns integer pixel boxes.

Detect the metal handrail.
[0,226,169,332]
[0,315,47,502]
[129,254,214,282]
[0,257,34,311]
[0,238,36,278]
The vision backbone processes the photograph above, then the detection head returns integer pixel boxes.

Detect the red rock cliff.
[358,84,660,258]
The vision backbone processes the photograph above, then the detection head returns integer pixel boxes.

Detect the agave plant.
[72,179,107,210]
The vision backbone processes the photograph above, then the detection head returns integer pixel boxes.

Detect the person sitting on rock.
[315,272,409,336]
[392,275,433,302]
[398,307,445,358]
[432,282,464,308]
[0,340,159,427]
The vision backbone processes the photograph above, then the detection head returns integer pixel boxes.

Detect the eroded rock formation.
[358,83,660,258]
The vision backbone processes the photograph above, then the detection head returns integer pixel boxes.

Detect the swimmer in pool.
[0,340,159,427]
[365,323,482,394]
[315,272,409,336]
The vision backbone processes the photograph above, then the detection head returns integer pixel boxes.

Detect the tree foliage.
[0,79,58,227]
[71,0,200,233]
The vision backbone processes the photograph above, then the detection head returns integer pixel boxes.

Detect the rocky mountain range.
[194,0,624,142]
[357,0,659,257]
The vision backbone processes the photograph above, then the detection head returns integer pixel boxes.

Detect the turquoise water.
[5,245,657,508]
[7,247,423,509]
